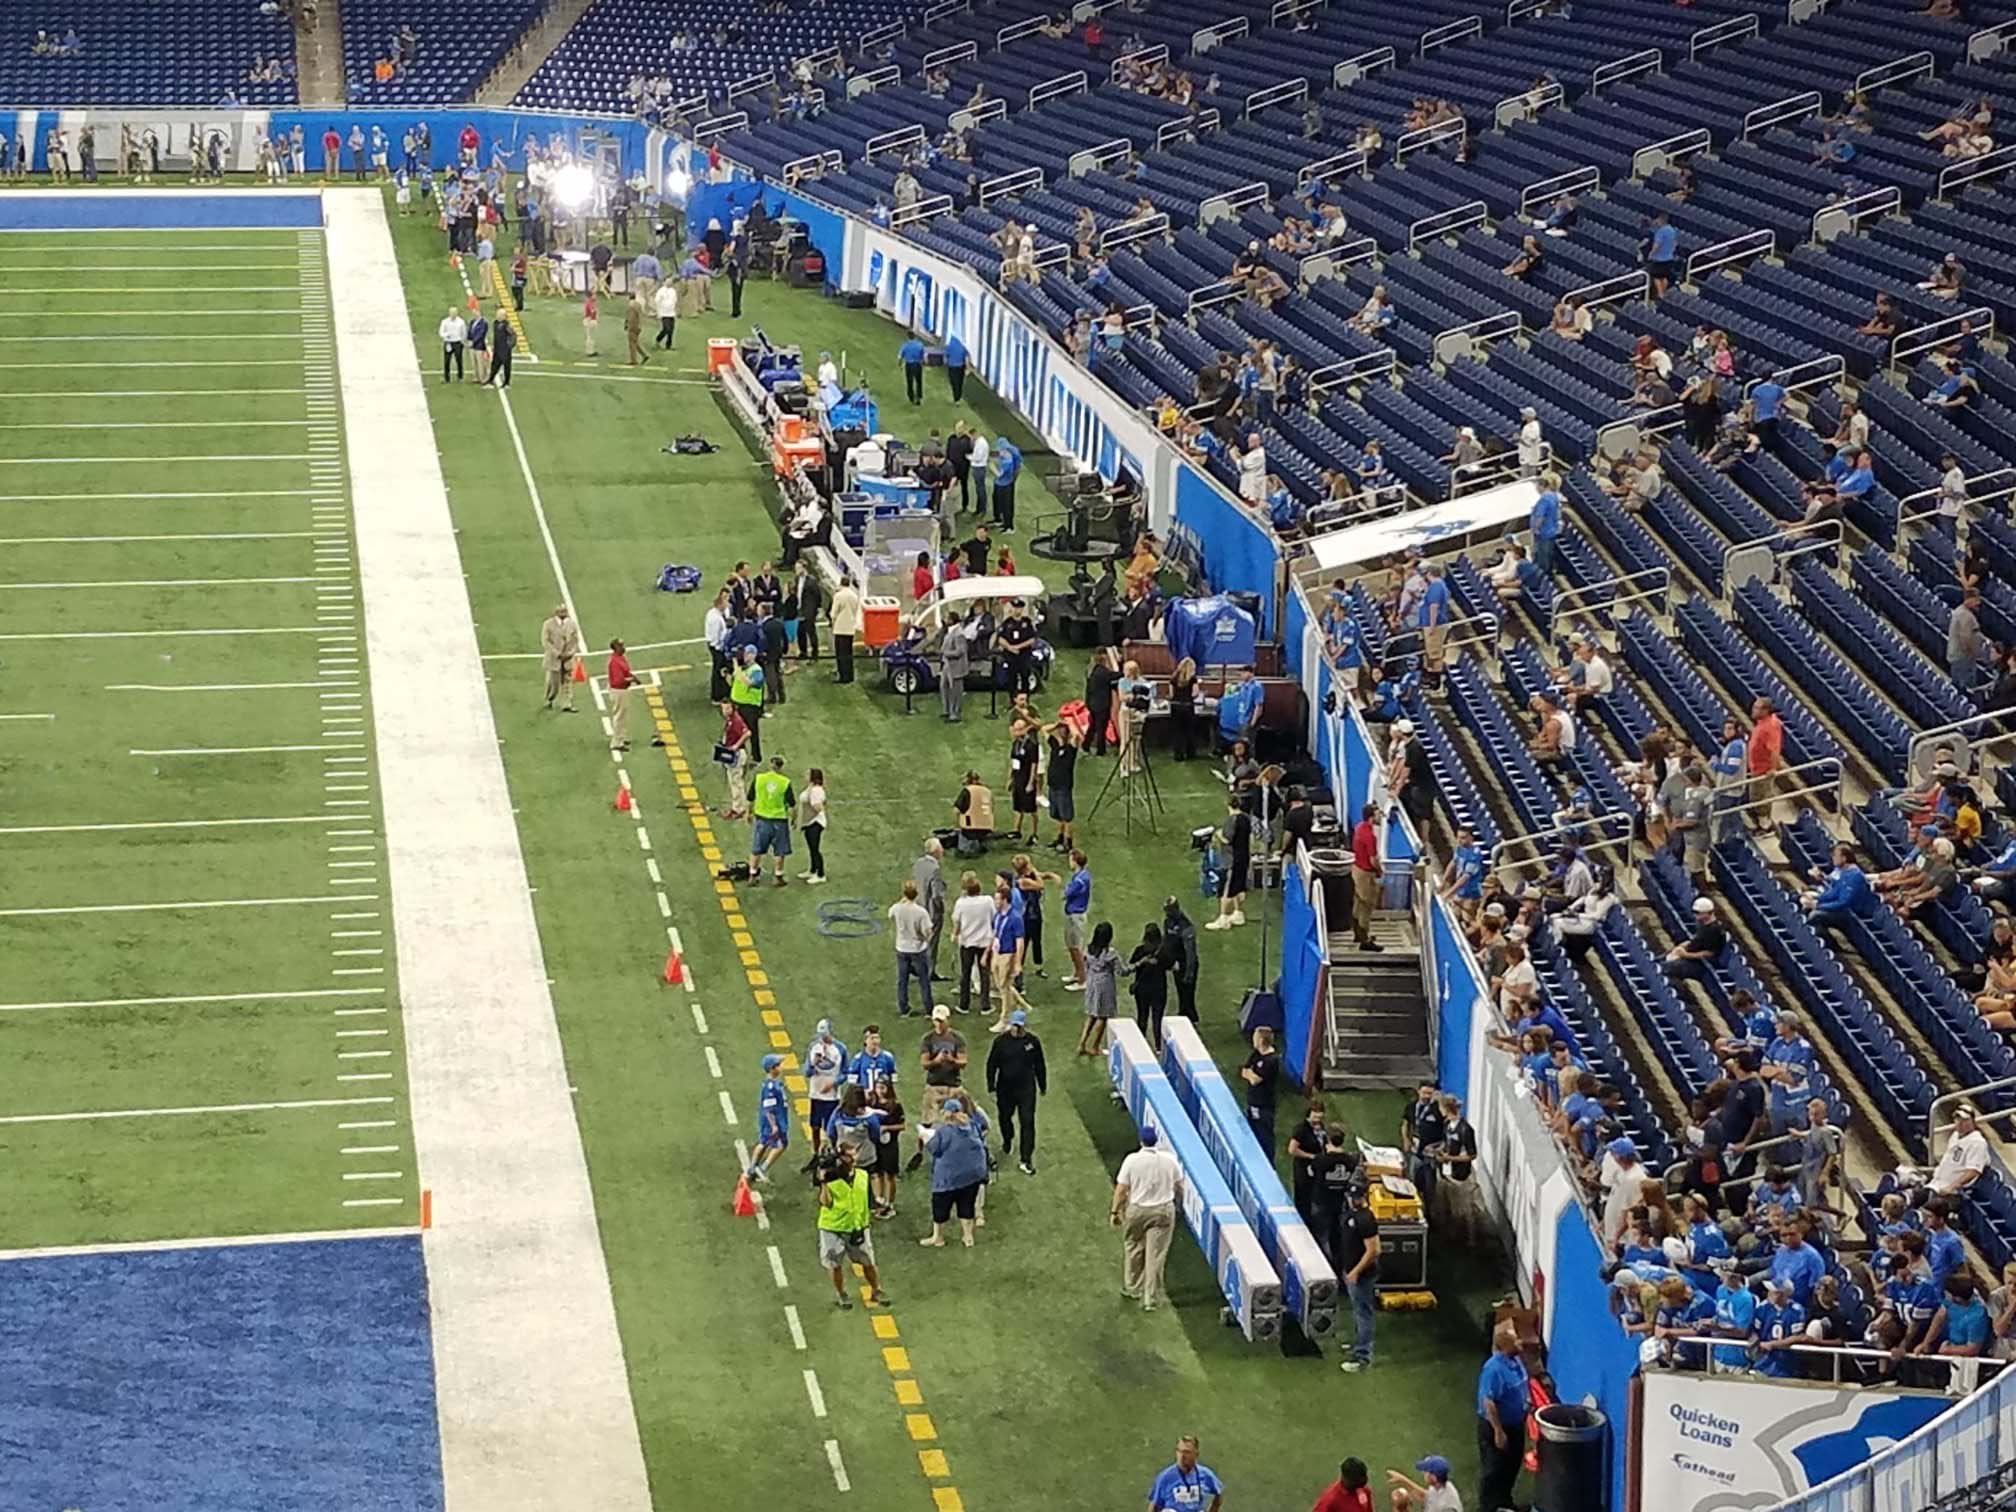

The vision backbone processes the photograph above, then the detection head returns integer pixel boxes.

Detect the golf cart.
[880,576,1054,697]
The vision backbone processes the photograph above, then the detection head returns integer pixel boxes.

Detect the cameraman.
[816,1144,889,1311]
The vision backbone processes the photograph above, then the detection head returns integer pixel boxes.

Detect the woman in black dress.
[1085,647,1120,756]
[1207,793,1252,931]
[1007,717,1041,840]
[1128,922,1170,1050]
[1169,656,1198,761]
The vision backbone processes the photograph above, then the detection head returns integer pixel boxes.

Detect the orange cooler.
[861,596,902,648]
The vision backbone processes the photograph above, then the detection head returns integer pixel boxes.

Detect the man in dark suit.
[788,567,823,662]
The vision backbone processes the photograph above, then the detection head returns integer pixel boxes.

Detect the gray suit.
[912,852,946,973]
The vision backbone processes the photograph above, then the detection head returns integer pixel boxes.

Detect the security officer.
[996,598,1038,695]
[900,333,927,403]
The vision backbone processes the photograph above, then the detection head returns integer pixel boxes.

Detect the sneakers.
[1230,910,1247,926]
[1063,979,1085,992]
[797,871,817,881]
[805,875,828,886]
[1204,917,1232,932]
[918,1235,946,1248]
[835,1293,854,1310]
[1018,1161,1035,1176]
[1340,1359,1370,1373]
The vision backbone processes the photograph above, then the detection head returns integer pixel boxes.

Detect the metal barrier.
[1689,13,1758,58]
[889,194,955,229]
[1631,126,1710,180]
[1592,47,1662,92]
[1856,48,1935,93]
[726,70,774,104]
[1068,137,1134,177]
[1752,355,1844,403]
[1420,15,1483,54]
[1395,117,1466,163]
[1244,78,1308,120]
[1309,347,1397,393]
[782,150,843,185]
[1519,163,1599,218]
[793,44,843,76]
[948,97,1009,132]
[865,123,926,162]
[1907,707,2016,785]
[1594,405,1684,459]
[922,39,979,71]
[666,91,709,119]
[1408,199,1488,250]
[979,166,1044,205]
[1156,110,1218,148]
[693,112,749,144]
[1029,242,1072,272]
[1721,518,1842,598]
[1564,269,1649,309]
[858,18,907,50]
[848,65,900,98]
[1889,306,1995,372]
[997,14,1047,47]
[1333,46,1396,87]
[1495,81,1561,128]
[1031,70,1088,108]
[1896,466,2016,539]
[1272,0,1327,24]
[1970,16,2016,61]
[1932,1077,2016,1143]
[1937,140,2016,201]
[1548,567,1671,639]
[1685,227,1776,282]
[1123,303,1156,331]
[1433,309,1522,364]
[1297,237,1377,288]
[1810,184,1901,244]
[1506,0,1550,19]
[1098,213,1168,253]
[1192,16,1249,54]
[1187,280,1244,316]
[1108,42,1168,81]
[1489,815,1634,879]
[1297,148,1366,190]
[1199,181,1270,227]
[1743,90,1822,140]
[1700,754,1846,832]
[923,0,969,21]
[1649,1344,2003,1389]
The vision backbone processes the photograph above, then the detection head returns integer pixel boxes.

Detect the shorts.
[1647,258,1677,283]
[1064,913,1087,951]
[1222,858,1250,898]
[810,1098,837,1139]
[1048,785,1075,823]
[818,1228,875,1268]
[1012,784,1038,815]
[931,1183,981,1223]
[752,817,793,857]
[874,1138,901,1177]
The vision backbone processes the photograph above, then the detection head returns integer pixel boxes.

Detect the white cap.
[1692,897,1715,915]
[1394,718,1415,734]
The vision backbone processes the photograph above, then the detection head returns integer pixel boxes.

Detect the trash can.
[1304,846,1353,935]
[1533,1402,1607,1512]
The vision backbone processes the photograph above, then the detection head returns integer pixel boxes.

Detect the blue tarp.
[1166,595,1257,671]
[1279,861,1324,1087]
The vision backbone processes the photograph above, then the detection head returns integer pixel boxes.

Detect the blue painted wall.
[1173,462,1277,636]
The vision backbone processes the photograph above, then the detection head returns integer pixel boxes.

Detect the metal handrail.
[1743,90,1822,140]
[1685,228,1776,283]
[1889,307,1995,373]
[1157,110,1218,148]
[1433,310,1523,357]
[1244,78,1309,121]
[1592,47,1662,92]
[1489,815,1635,876]
[1297,237,1378,289]
[1705,755,1845,830]
[978,167,1044,205]
[865,123,926,161]
[1272,0,1327,25]
[1192,16,1250,53]
[1905,707,2016,784]
[1333,46,1397,87]
[1931,1077,2016,1144]
[1495,82,1562,129]
[793,44,843,73]
[1199,181,1270,227]
[1745,354,1843,399]
[1420,15,1483,54]
[848,66,900,97]
[1856,49,1935,94]
[1811,185,1901,244]
[1969,17,2016,61]
[1408,199,1488,250]
[1187,280,1244,316]
[996,13,1047,47]
[781,150,842,185]
[1098,213,1168,254]
[1632,127,1710,180]
[1936,142,2016,202]
[889,194,954,229]
[1648,1343,2004,1389]
[1896,467,2016,536]
[1689,13,1758,59]
[1519,164,1599,218]
[1506,0,1549,19]
[1563,269,1649,309]
[858,18,907,50]
[922,40,979,71]
[726,69,774,103]
[1594,404,1685,459]
[1720,519,1843,598]
[1659,1129,1826,1188]
[948,97,1008,132]
[1109,43,1168,82]
[1030,70,1089,108]
[1449,447,1547,500]
[1395,117,1466,163]
[1548,567,1671,638]
[1308,347,1397,393]
[1068,137,1134,177]
[1298,149,1367,190]
[693,111,750,144]
[923,0,969,19]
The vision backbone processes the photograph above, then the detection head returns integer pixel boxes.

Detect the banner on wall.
[1639,1373,1952,1511]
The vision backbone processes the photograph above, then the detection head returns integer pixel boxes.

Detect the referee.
[1476,1323,1530,1512]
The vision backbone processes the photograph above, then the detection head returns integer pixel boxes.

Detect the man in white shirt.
[830,571,863,684]
[1927,1105,1990,1198]
[949,872,997,1017]
[1112,1124,1185,1310]
[1601,1137,1643,1244]
[438,305,468,383]
[703,589,732,701]
[1237,432,1267,504]
[1517,408,1544,474]
[1939,453,1969,521]
[652,278,679,349]
[890,879,936,1018]
[968,431,990,497]
[816,350,840,388]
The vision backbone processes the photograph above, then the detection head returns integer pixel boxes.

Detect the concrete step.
[1322,1050,1436,1088]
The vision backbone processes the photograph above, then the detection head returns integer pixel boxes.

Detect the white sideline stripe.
[0,360,307,369]
[767,1246,789,1289]
[7,532,325,544]
[0,629,351,644]
[0,334,303,343]
[0,454,312,465]
[803,1370,827,1420]
[343,1198,406,1208]
[824,1441,850,1492]
[0,987,385,1013]
[130,742,365,754]
[0,1095,394,1125]
[480,635,704,661]
[327,188,650,1511]
[0,577,322,589]
[784,1305,806,1351]
[0,895,377,919]
[106,682,340,693]
[0,815,355,835]
[0,712,54,721]
[516,368,713,388]
[0,1224,420,1263]
[0,309,303,318]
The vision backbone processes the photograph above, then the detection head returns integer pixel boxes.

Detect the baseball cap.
[1610,1268,1641,1289]
[815,1018,832,1036]
[1609,1137,1639,1160]
[761,1053,784,1072]
[1141,1125,1159,1145]
[1484,902,1506,919]
[1693,897,1715,914]
[1008,1010,1027,1026]
[1415,1457,1451,1481]
[1956,1103,1979,1120]
[931,1004,950,1020]
[1393,718,1415,734]
[942,1097,963,1114]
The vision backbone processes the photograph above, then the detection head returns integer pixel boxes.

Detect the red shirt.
[608,652,635,691]
[1311,1484,1373,1512]
[459,125,479,150]
[584,295,598,320]
[913,565,935,600]
[1352,819,1379,871]
[322,130,341,154]
[1747,714,1784,775]
[722,709,748,749]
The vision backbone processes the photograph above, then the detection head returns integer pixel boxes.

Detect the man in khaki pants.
[1112,1125,1183,1311]
[1350,802,1382,951]
[541,604,582,713]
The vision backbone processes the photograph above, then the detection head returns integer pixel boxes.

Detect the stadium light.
[551,162,596,214]
[668,167,693,198]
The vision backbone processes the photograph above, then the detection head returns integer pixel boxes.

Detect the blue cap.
[1609,1136,1639,1160]
[1141,1125,1159,1145]
[942,1097,963,1114]
[1008,1010,1027,1027]
[761,1054,784,1072]
[1574,786,1593,807]
[1415,1457,1451,1481]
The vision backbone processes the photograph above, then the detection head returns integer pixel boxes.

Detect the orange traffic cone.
[732,1173,758,1217]
[572,658,588,684]
[466,293,479,312]
[662,948,684,986]
[615,785,633,813]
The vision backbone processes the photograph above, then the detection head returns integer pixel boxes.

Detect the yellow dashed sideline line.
[644,686,969,1508]
[424,177,534,357]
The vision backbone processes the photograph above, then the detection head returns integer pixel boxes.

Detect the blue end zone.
[0,194,323,231]
[0,1235,443,1511]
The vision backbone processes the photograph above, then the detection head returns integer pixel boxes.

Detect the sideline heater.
[1107,1021,1283,1341]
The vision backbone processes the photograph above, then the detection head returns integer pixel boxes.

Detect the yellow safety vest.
[730,663,763,709]
[753,769,792,821]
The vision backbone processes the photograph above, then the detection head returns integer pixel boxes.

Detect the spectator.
[1919,1274,1993,1359]
[1919,252,1966,300]
[1926,1104,1990,1199]
[1663,897,1726,980]
[1517,407,1545,475]
[1744,697,1786,831]
[1804,842,1877,930]
[1949,589,1990,691]
[1642,211,1679,296]
[815,1142,888,1309]
[1386,1455,1459,1512]
[917,1096,989,1247]
[1115,1128,1185,1313]
[985,1010,1047,1175]
[1311,1458,1374,1512]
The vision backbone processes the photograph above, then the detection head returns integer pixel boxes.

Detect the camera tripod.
[1088,707,1165,836]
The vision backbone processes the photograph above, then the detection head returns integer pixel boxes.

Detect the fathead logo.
[1672,1452,1737,1485]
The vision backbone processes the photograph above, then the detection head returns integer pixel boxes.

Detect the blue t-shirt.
[1218,679,1264,739]
[1421,577,1452,628]
[1477,1352,1529,1426]
[1530,489,1562,541]
[945,335,967,368]
[847,1048,898,1088]
[1329,615,1362,669]
[1814,865,1876,916]
[1712,1284,1756,1369]
[1519,1003,1582,1059]
[1770,1243,1826,1306]
[1752,381,1785,422]
[1147,1463,1224,1512]
[1690,1220,1732,1264]
[1449,844,1485,900]
[1063,867,1092,916]
[991,906,1025,956]
[1753,1182,1801,1221]
[1837,466,1875,498]
[1926,1226,1965,1286]
[1740,1004,1777,1046]
[1648,223,1679,261]
[756,1077,791,1143]
[1714,737,1747,779]
[1943,1296,1992,1350]
[899,338,926,366]
[1753,1299,1806,1375]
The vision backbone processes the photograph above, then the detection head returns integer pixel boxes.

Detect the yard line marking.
[0,815,357,835]
[332,930,384,938]
[0,309,305,318]
[342,1198,406,1208]
[337,1072,394,1083]
[331,911,381,919]
[768,1247,790,1289]
[0,360,308,369]
[0,712,55,721]
[0,1095,394,1125]
[108,682,342,693]
[4,532,326,545]
[0,334,305,343]
[338,1119,397,1129]
[0,987,384,1013]
[133,742,364,755]
[691,1005,710,1035]
[719,1090,737,1125]
[332,967,386,976]
[0,895,377,919]
[336,1027,390,1036]
[785,1305,807,1351]
[0,453,314,466]
[338,1050,394,1060]
[0,628,349,644]
[803,1370,828,1420]
[0,1225,420,1263]
[645,859,662,884]
[705,1047,723,1079]
[0,576,324,589]
[341,1144,401,1153]
[656,892,672,917]
[342,1171,405,1180]
[0,387,308,399]
[825,1441,850,1492]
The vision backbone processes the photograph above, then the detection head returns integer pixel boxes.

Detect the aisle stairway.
[1322,914,1431,1090]
[477,0,593,106]
[296,0,347,106]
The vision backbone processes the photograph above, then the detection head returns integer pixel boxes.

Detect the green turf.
[0,224,415,1242]
[381,205,1517,1507]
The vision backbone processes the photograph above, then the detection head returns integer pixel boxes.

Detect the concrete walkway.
[324,188,652,1512]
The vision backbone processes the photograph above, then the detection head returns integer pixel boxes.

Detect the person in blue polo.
[943,332,968,401]
[1147,1434,1223,1512]
[992,436,1023,531]
[1528,477,1562,580]
[1216,665,1265,751]
[746,1053,791,1183]
[1475,1323,1529,1512]
[900,333,927,403]
[1643,211,1679,297]
[1750,373,1786,448]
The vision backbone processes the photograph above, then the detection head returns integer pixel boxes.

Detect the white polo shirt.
[1117,1146,1182,1207]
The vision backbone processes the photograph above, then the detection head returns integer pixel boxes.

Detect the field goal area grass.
[0,225,417,1245]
